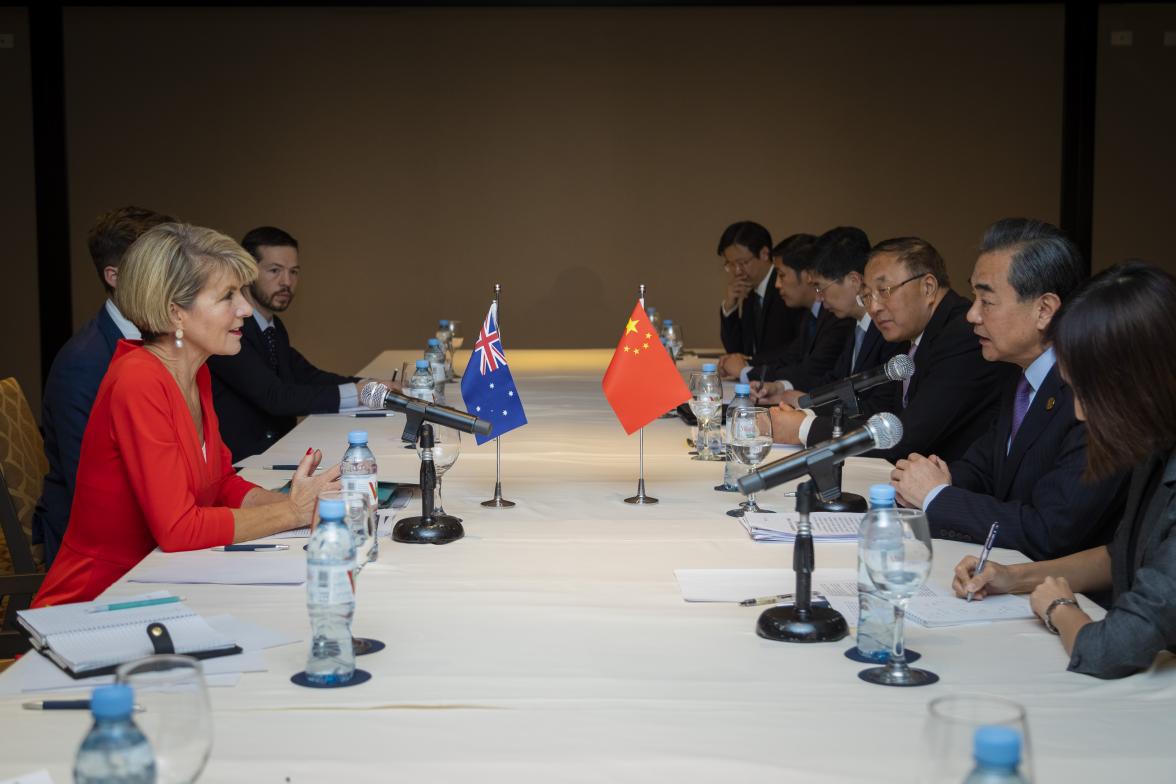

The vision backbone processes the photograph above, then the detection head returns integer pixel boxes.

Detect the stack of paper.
[816,577,1036,628]
[739,512,863,543]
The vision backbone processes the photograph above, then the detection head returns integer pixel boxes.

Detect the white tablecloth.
[3,350,1173,783]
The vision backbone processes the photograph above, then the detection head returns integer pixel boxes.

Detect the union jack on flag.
[461,302,527,445]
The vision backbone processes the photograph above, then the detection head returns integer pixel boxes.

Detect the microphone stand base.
[393,515,464,544]
[756,605,849,643]
[624,493,659,505]
[481,497,516,508]
[813,492,867,513]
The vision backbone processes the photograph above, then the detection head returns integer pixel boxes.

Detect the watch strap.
[1044,598,1079,634]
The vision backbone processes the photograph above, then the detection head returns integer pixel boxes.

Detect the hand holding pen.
[965,523,1000,602]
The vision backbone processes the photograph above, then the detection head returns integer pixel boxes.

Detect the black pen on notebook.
[210,544,289,552]
[24,700,144,712]
[966,522,1000,602]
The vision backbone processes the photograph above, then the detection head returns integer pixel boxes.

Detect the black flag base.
[393,514,464,545]
[813,491,867,513]
[757,605,849,643]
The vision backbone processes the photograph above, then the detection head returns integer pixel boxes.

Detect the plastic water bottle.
[74,684,156,784]
[341,430,378,565]
[424,338,447,402]
[436,319,455,379]
[305,497,357,685]
[646,306,660,334]
[721,383,755,489]
[406,359,436,403]
[962,726,1029,783]
[855,483,898,661]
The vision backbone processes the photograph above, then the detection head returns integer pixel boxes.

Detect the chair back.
[0,377,47,573]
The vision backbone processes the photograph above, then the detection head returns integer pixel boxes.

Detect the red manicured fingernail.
[306,447,313,455]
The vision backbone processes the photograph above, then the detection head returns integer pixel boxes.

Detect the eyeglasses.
[860,273,926,306]
[811,279,839,296]
[723,256,757,274]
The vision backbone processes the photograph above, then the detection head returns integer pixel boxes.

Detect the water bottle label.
[342,474,378,506]
[308,563,355,605]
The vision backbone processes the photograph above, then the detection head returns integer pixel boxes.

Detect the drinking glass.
[418,425,462,521]
[660,322,684,361]
[318,490,382,655]
[922,695,1033,782]
[115,655,211,784]
[858,507,938,686]
[448,320,463,378]
[725,406,774,516]
[688,371,724,460]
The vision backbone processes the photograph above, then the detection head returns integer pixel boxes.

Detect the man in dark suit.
[716,221,806,378]
[770,237,1013,460]
[891,219,1127,560]
[742,230,854,391]
[208,226,395,462]
[33,206,175,565]
[756,226,905,443]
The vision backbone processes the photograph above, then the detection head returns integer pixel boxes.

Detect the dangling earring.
[175,328,184,349]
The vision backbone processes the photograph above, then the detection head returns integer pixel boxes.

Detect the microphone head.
[885,353,916,381]
[473,418,494,437]
[864,412,903,450]
[359,381,387,410]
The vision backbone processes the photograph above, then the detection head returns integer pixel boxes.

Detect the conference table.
[2,349,1174,783]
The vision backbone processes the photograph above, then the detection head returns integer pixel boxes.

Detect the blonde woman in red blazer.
[34,224,339,607]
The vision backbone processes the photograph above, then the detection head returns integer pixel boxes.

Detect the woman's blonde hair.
[114,223,258,337]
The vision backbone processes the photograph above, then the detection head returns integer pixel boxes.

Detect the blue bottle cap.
[735,383,751,395]
[318,498,346,521]
[90,684,134,720]
[347,430,368,445]
[663,319,673,325]
[439,319,449,327]
[427,338,441,346]
[702,363,717,373]
[415,359,430,369]
[868,483,896,505]
[973,725,1021,768]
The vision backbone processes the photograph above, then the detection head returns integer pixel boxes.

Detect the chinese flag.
[602,301,691,434]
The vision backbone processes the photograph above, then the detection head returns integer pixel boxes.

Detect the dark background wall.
[2,4,1173,418]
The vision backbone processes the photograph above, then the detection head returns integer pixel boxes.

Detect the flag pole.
[481,282,517,509]
[624,283,659,505]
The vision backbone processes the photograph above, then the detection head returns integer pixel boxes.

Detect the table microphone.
[737,413,903,494]
[360,382,492,436]
[797,354,914,410]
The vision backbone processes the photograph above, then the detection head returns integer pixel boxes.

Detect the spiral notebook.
[16,592,241,679]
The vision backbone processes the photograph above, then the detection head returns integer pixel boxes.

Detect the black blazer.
[928,364,1128,560]
[755,304,854,391]
[208,316,358,462]
[33,305,124,566]
[804,319,906,429]
[719,268,806,364]
[1069,446,1176,679]
[809,290,1014,462]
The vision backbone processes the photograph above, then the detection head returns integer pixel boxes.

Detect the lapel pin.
[1046,397,1056,411]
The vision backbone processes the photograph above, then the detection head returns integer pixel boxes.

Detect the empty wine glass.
[688,370,723,460]
[858,507,939,686]
[660,320,684,361]
[418,425,462,521]
[115,655,211,784]
[725,406,774,517]
[318,490,381,656]
[448,320,464,378]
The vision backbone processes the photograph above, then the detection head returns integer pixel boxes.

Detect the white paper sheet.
[816,577,1036,628]
[127,550,304,585]
[740,512,864,542]
[0,770,55,784]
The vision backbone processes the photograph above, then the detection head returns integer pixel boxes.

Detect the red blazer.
[34,341,257,606]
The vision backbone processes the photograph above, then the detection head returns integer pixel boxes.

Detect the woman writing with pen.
[953,262,1176,679]
[34,224,340,608]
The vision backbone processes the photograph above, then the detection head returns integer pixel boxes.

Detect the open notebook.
[16,592,241,679]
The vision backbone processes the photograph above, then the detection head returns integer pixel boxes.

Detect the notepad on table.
[16,592,240,678]
[739,512,864,543]
[815,578,1036,628]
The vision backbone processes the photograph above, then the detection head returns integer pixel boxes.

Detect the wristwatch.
[1044,598,1080,634]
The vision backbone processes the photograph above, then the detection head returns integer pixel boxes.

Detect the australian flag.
[461,302,527,445]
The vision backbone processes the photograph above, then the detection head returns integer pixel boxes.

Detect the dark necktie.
[851,325,865,371]
[262,326,279,373]
[1009,373,1033,444]
[804,310,818,348]
[902,342,918,407]
[749,292,764,353]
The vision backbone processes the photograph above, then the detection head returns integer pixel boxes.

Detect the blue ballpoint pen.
[966,522,1000,602]
[86,595,182,613]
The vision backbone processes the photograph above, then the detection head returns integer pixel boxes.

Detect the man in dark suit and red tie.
[891,219,1128,560]
[208,226,396,462]
[716,221,806,378]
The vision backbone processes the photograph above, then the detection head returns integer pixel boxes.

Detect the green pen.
[85,596,183,614]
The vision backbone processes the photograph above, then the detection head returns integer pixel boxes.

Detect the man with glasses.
[735,229,854,389]
[208,226,397,462]
[754,227,905,442]
[769,236,1011,461]
[716,221,806,378]
[889,219,1127,560]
